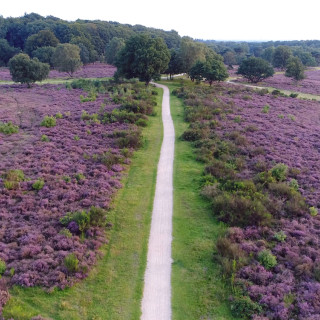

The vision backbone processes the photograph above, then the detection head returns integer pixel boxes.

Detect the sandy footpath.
[141,83,174,320]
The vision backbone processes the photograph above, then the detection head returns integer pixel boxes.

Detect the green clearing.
[159,80,238,320]
[2,87,163,320]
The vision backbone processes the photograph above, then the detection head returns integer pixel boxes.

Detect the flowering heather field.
[0,62,116,81]
[261,68,320,95]
[174,82,320,319]
[0,80,153,302]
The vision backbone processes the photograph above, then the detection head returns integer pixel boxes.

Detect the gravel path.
[141,83,174,320]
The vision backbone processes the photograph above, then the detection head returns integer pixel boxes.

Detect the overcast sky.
[2,0,319,41]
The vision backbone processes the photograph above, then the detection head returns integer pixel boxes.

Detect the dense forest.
[1,12,320,70]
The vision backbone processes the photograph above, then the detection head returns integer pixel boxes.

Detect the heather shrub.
[100,151,122,169]
[258,249,277,269]
[0,121,19,135]
[230,295,262,319]
[270,163,288,181]
[181,128,202,141]
[116,129,142,149]
[205,159,236,181]
[40,115,56,127]
[0,259,6,276]
[64,253,79,273]
[32,179,45,190]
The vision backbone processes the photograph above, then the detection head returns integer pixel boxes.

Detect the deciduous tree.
[273,46,292,69]
[237,57,274,83]
[52,43,82,76]
[105,37,125,65]
[115,34,170,85]
[285,56,305,81]
[9,53,50,87]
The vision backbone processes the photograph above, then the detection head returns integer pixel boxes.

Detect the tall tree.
[52,43,82,76]
[105,37,125,65]
[165,49,184,79]
[115,34,170,85]
[0,39,19,66]
[203,59,228,85]
[285,56,305,81]
[9,53,49,87]
[25,30,59,55]
[273,46,292,69]
[237,57,274,83]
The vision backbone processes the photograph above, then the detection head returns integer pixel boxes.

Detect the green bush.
[32,179,45,190]
[64,253,79,273]
[262,104,270,113]
[290,93,299,98]
[258,249,277,269]
[230,295,262,319]
[41,134,50,142]
[0,121,19,135]
[270,163,288,181]
[59,228,72,238]
[135,118,148,127]
[309,206,318,216]
[289,178,299,191]
[55,112,63,119]
[40,115,56,127]
[274,230,287,242]
[0,258,6,275]
[89,206,107,227]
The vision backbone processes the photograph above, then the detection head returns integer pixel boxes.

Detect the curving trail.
[141,83,174,320]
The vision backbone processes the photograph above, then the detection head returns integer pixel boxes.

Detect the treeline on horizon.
[0,12,320,70]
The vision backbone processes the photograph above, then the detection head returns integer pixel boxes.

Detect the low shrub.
[290,93,299,98]
[273,230,287,242]
[258,249,277,269]
[40,116,56,128]
[64,253,79,273]
[135,118,148,127]
[0,121,19,135]
[262,105,270,113]
[32,179,45,190]
[3,169,25,190]
[270,163,288,182]
[309,206,318,216]
[0,258,6,276]
[41,134,50,142]
[59,228,72,238]
[230,295,262,319]
[55,112,63,119]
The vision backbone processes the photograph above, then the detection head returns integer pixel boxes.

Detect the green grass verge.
[2,87,163,320]
[159,80,239,320]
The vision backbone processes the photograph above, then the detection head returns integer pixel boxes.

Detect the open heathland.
[0,63,116,82]
[0,80,158,310]
[173,81,320,319]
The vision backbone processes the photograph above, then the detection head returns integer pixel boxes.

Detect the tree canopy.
[285,56,305,81]
[273,46,292,69]
[237,57,274,83]
[165,48,184,79]
[115,34,170,84]
[9,53,50,87]
[105,37,125,65]
[52,43,82,76]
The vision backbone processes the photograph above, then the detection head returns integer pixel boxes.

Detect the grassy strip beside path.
[3,87,163,320]
[159,80,239,320]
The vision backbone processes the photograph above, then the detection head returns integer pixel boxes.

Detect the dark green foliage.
[273,45,292,69]
[9,53,50,86]
[0,258,6,276]
[0,39,19,66]
[0,121,19,135]
[105,37,125,65]
[64,253,79,273]
[32,46,56,67]
[165,48,184,79]
[25,30,59,55]
[270,163,288,181]
[230,295,262,319]
[52,43,82,76]
[237,57,274,83]
[285,56,305,81]
[115,34,170,84]
[189,60,205,83]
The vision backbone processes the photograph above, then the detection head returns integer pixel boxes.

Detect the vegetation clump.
[40,115,56,127]
[0,121,19,135]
